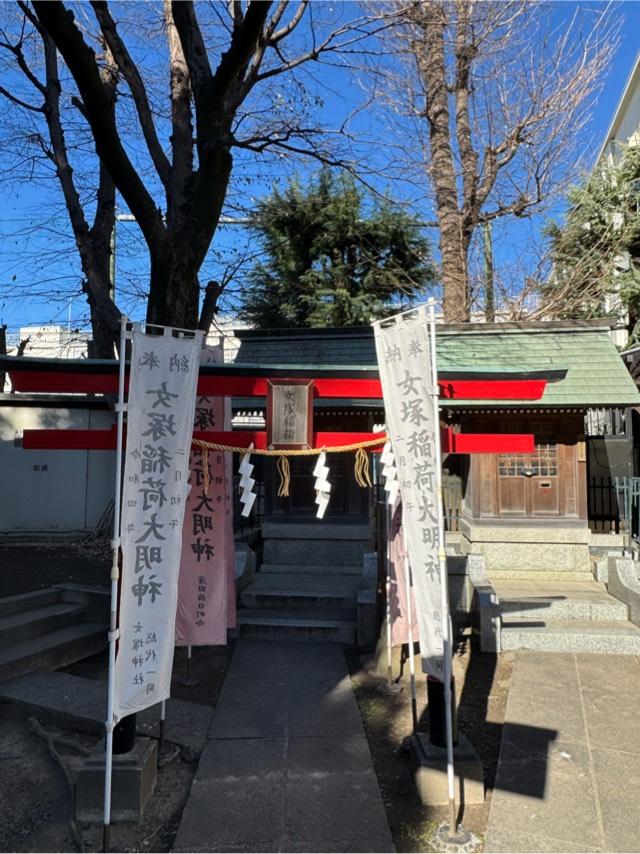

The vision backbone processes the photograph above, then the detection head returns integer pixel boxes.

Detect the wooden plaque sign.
[266,379,314,449]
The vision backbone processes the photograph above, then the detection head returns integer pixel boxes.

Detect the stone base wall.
[459,520,623,579]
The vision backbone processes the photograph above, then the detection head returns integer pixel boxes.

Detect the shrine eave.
[0,355,567,402]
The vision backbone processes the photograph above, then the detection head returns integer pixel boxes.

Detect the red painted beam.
[21,429,388,452]
[7,368,548,402]
[22,427,534,454]
[450,432,534,454]
[439,379,546,401]
[22,426,117,450]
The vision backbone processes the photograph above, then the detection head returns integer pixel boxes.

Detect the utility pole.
[110,213,137,301]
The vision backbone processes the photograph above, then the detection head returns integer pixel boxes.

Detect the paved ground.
[485,651,640,853]
[173,639,395,853]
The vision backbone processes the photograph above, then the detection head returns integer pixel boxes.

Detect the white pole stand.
[158,700,166,757]
[403,555,418,733]
[382,502,402,695]
[103,316,128,853]
[428,300,461,839]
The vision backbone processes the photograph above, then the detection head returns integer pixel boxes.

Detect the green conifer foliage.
[240,169,435,328]
[544,145,640,336]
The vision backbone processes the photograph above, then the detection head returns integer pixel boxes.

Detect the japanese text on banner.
[374,314,444,678]
[114,327,202,721]
[176,344,235,645]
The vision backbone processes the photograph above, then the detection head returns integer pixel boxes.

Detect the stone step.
[498,594,628,622]
[488,570,595,582]
[0,602,87,647]
[0,588,62,618]
[0,671,213,753]
[261,563,363,576]
[500,618,640,654]
[263,538,368,568]
[261,521,371,541]
[237,608,356,644]
[0,622,107,682]
[240,574,360,611]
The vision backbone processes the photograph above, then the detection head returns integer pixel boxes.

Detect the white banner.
[374,312,444,678]
[114,326,203,721]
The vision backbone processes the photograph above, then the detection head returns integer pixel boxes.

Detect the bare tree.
[373,0,618,322]
[0,3,121,356]
[21,0,375,333]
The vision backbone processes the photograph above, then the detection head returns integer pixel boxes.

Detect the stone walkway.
[173,640,395,853]
[485,651,640,853]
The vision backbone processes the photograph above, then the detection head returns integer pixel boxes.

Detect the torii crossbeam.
[0,355,567,454]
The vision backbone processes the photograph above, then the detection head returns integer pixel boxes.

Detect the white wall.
[0,405,115,534]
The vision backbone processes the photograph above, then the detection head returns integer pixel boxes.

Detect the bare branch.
[32,0,166,254]
[0,85,43,112]
[90,1,171,189]
[164,0,193,212]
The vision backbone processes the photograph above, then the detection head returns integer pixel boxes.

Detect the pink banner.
[175,346,235,645]
[388,500,419,647]
[225,397,237,630]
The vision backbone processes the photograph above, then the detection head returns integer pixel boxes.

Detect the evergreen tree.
[240,170,435,328]
[543,145,640,335]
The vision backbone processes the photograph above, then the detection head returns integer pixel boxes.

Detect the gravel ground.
[0,539,233,853]
[0,540,512,853]
[347,636,514,853]
[0,641,233,854]
[0,540,112,597]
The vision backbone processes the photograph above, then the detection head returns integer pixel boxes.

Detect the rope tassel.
[277,455,291,497]
[354,447,372,488]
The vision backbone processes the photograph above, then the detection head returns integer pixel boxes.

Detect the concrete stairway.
[496,579,640,654]
[0,588,107,682]
[237,522,371,644]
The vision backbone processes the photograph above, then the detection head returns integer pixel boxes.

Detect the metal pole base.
[381,681,403,695]
[102,823,110,853]
[179,652,200,687]
[432,822,479,853]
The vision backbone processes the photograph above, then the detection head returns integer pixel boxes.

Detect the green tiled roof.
[234,321,640,408]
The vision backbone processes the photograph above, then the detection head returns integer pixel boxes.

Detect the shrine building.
[232,319,640,580]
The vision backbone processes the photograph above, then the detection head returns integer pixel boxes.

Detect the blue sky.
[0,1,639,335]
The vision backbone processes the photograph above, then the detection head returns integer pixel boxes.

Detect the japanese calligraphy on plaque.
[113,326,202,722]
[266,380,313,449]
[373,312,444,679]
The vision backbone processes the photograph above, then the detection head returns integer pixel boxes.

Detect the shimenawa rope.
[192,435,385,497]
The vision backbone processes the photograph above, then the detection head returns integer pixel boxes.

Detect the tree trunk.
[146,250,200,330]
[414,4,470,323]
[198,280,222,333]
[483,222,495,322]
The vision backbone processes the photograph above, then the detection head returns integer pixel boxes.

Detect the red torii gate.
[0,355,566,454]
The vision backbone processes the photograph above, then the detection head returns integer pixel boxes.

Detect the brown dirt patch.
[347,635,513,852]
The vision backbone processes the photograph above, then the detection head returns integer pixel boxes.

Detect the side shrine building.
[233,319,640,580]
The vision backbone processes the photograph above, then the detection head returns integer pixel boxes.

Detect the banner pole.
[159,700,166,755]
[428,300,457,835]
[403,554,418,734]
[385,502,394,687]
[103,315,128,853]
[179,644,199,688]
[382,500,402,695]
